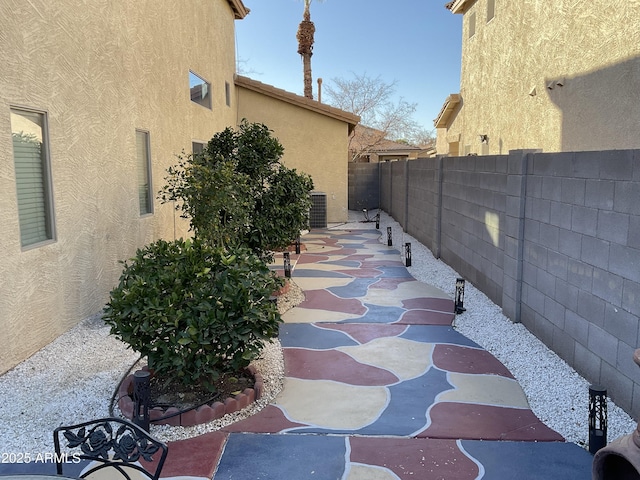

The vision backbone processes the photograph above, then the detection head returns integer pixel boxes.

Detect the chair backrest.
[53,417,168,480]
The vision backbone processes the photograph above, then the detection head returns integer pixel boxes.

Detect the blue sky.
[235,0,463,131]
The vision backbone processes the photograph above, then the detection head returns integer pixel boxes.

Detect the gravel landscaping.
[0,210,636,454]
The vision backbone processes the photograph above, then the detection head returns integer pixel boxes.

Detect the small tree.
[160,120,314,261]
[323,73,426,161]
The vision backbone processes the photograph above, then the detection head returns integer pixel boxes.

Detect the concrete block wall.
[390,161,407,228]
[440,155,508,306]
[361,148,640,418]
[348,163,380,211]
[406,158,441,255]
[518,150,640,416]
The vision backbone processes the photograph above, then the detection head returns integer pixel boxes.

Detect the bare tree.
[324,72,424,160]
[297,0,322,99]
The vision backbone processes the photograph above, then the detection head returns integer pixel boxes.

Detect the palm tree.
[297,0,318,99]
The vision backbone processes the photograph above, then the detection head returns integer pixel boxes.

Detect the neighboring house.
[0,0,357,374]
[349,125,421,163]
[235,76,359,224]
[435,0,640,155]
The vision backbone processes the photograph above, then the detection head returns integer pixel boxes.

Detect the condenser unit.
[309,192,327,228]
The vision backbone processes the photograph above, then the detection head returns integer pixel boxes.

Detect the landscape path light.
[133,370,151,432]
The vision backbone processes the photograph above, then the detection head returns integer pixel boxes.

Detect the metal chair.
[53,417,168,480]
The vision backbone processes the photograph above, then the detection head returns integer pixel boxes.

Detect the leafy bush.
[103,238,283,391]
[160,120,314,261]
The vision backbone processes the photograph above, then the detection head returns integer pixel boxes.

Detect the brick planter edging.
[117,364,263,427]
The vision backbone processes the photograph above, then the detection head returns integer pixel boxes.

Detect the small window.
[225,81,231,107]
[192,141,205,155]
[136,130,153,215]
[468,11,476,37]
[11,107,55,247]
[189,71,211,109]
[487,0,495,22]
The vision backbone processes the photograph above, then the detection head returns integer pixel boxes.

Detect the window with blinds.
[10,108,55,247]
[136,130,153,215]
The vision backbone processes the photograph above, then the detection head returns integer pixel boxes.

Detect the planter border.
[117,365,263,427]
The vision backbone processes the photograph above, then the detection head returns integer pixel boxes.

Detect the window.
[468,11,476,37]
[225,81,231,107]
[189,71,211,109]
[136,130,153,215]
[487,0,495,22]
[192,141,205,155]
[11,108,55,247]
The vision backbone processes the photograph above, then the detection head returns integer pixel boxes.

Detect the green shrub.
[103,238,283,392]
[160,120,314,262]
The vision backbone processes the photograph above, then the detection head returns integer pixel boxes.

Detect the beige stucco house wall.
[436,0,640,155]
[235,76,359,224]
[0,0,248,374]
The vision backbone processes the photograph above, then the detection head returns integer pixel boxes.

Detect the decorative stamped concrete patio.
[1,229,594,479]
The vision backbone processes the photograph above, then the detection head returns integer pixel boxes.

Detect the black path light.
[375,212,380,230]
[283,252,292,278]
[405,242,412,267]
[589,385,608,454]
[295,237,301,255]
[387,227,393,246]
[132,370,151,432]
[454,278,466,314]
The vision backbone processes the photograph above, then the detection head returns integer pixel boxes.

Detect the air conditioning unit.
[309,192,327,228]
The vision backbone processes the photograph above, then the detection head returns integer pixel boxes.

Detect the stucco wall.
[236,87,350,223]
[439,0,640,154]
[0,0,239,374]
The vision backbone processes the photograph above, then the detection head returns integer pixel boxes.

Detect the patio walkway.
[164,228,592,479]
[1,228,593,479]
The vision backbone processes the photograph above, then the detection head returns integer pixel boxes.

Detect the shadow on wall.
[547,55,640,152]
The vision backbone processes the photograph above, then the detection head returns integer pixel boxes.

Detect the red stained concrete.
[162,431,228,478]
[402,297,455,312]
[432,344,515,378]
[284,348,399,385]
[398,309,455,325]
[349,436,479,479]
[297,290,367,315]
[419,402,565,441]
[296,254,330,264]
[317,323,408,345]
[221,405,306,433]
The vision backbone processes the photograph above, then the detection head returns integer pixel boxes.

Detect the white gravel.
[0,210,636,456]
[334,209,637,447]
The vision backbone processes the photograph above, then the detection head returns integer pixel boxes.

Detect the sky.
[235,0,463,131]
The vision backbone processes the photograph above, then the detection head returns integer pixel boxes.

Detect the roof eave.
[235,75,360,132]
[446,0,476,14]
[434,94,461,128]
[228,0,250,19]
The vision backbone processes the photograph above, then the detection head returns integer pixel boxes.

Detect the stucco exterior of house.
[436,0,640,155]
[235,76,359,224]
[0,0,357,374]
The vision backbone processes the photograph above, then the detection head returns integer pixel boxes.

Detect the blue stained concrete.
[321,260,363,268]
[341,303,406,324]
[279,323,358,349]
[400,325,482,348]
[328,278,379,298]
[377,265,414,278]
[460,440,594,480]
[292,368,452,436]
[215,433,347,480]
